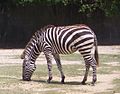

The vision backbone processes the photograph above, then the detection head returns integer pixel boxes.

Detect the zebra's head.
[22,55,36,81]
[22,30,42,81]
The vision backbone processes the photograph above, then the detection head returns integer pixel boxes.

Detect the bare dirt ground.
[0,46,120,94]
[0,45,120,64]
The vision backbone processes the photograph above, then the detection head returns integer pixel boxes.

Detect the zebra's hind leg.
[90,57,97,86]
[45,52,53,83]
[53,54,65,84]
[83,55,97,86]
[81,61,90,85]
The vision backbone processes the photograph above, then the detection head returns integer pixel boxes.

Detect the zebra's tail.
[94,35,99,66]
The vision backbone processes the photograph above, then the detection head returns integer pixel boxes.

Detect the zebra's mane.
[40,24,90,33]
[41,25,55,32]
[58,24,90,29]
[21,30,40,59]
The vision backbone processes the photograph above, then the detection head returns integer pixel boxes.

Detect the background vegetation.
[0,0,120,48]
[1,0,120,16]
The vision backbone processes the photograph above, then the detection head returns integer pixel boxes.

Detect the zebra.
[21,24,99,85]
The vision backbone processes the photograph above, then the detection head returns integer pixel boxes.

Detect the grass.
[60,53,120,62]
[113,78,120,93]
[0,64,85,94]
[34,64,84,78]
[96,78,120,94]
[60,53,83,61]
[0,53,120,94]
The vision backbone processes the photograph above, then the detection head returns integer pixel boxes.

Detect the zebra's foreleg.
[53,54,65,84]
[81,62,90,85]
[45,53,53,83]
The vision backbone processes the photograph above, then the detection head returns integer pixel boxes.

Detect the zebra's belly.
[52,45,77,54]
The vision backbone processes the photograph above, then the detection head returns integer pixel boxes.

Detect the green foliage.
[102,0,120,16]
[79,0,120,16]
[0,0,120,16]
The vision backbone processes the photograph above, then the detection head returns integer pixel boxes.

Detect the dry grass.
[0,46,120,94]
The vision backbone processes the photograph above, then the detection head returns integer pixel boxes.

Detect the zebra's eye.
[25,64,28,66]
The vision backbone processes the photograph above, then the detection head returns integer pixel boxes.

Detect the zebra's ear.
[21,54,24,59]
[21,51,25,59]
[36,30,42,37]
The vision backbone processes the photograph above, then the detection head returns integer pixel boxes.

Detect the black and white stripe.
[21,24,99,85]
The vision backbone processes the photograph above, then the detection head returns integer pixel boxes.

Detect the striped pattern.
[21,24,99,85]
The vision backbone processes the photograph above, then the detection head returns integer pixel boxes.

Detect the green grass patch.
[0,53,120,94]
[94,92,114,94]
[60,53,83,61]
[0,64,22,78]
[60,53,120,63]
[113,78,120,93]
[33,64,85,79]
[99,54,120,63]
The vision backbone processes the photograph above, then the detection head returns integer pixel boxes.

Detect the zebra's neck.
[24,32,41,62]
[25,43,40,61]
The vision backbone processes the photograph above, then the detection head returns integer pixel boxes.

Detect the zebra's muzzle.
[22,69,33,81]
[22,73,32,81]
[22,77,31,81]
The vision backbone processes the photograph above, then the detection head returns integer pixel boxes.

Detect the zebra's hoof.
[23,78,31,81]
[47,77,52,83]
[61,76,65,84]
[61,80,65,84]
[47,80,51,83]
[90,82,95,86]
[90,78,96,86]
[81,81,87,85]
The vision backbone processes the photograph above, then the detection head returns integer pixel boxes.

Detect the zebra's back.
[44,25,95,54]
